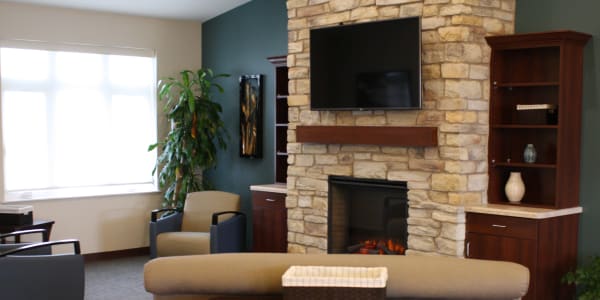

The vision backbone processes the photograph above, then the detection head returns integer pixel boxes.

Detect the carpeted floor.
[84,255,153,300]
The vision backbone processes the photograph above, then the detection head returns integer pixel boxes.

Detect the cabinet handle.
[265,198,276,202]
[492,224,507,228]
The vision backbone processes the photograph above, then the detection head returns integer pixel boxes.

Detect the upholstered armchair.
[149,190,246,258]
[0,234,84,300]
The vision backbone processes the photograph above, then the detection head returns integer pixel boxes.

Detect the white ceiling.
[0,0,252,21]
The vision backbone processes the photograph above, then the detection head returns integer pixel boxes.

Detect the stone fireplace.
[285,0,516,256]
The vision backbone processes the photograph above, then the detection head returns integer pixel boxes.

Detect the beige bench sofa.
[144,253,529,300]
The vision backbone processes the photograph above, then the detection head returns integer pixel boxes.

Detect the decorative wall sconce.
[239,74,263,158]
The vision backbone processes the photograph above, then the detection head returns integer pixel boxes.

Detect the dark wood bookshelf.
[267,56,288,183]
[495,81,559,87]
[467,30,591,300]
[487,30,590,209]
[491,124,558,129]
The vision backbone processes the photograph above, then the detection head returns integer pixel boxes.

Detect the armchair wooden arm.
[211,211,246,225]
[0,229,48,243]
[150,208,184,258]
[0,239,81,256]
[151,208,181,222]
[210,211,247,253]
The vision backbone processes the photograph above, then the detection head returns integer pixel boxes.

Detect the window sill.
[4,183,160,202]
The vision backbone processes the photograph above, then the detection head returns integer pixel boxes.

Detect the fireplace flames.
[347,239,406,255]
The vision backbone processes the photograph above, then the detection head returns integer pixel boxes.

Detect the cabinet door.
[467,232,537,300]
[252,191,287,252]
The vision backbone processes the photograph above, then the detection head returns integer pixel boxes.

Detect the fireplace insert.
[328,176,408,255]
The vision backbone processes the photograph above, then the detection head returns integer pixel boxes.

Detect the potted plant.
[563,256,600,300]
[149,69,229,208]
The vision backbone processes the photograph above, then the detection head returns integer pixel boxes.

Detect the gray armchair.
[0,237,84,300]
[149,190,247,258]
[0,229,51,255]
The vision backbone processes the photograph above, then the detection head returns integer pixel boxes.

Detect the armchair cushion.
[157,232,210,257]
[181,191,240,232]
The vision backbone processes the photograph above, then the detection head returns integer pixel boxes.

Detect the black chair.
[0,238,84,300]
[149,191,246,258]
[0,229,51,255]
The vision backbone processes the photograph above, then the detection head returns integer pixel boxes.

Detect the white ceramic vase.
[505,172,525,203]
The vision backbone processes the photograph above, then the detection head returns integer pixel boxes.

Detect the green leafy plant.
[563,256,600,300]
[149,69,229,208]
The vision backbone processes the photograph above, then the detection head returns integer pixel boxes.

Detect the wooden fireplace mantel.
[296,125,438,147]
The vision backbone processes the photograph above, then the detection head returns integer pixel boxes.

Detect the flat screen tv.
[310,17,421,111]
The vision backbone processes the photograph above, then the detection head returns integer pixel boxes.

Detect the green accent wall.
[203,0,599,259]
[516,0,600,259]
[202,0,287,217]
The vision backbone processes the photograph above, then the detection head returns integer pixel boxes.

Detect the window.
[0,42,157,201]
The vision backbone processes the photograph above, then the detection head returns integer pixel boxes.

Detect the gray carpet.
[84,255,153,300]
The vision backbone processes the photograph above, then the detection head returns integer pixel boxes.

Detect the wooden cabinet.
[466,212,579,299]
[486,31,590,208]
[468,30,590,300]
[251,189,287,252]
[267,56,288,183]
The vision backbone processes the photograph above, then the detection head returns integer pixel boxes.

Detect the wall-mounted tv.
[310,16,421,111]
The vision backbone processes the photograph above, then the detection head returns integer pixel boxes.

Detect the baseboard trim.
[83,247,149,263]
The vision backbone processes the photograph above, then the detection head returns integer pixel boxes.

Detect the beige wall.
[0,2,202,254]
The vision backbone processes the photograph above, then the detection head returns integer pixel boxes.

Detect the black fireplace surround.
[327,176,408,254]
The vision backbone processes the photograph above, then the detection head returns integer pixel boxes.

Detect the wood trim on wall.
[83,247,149,263]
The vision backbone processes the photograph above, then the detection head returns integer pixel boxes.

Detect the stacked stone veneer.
[285,0,515,256]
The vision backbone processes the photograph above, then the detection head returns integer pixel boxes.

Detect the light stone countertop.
[249,183,287,194]
[465,203,582,219]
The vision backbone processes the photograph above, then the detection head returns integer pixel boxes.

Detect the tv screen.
[310,17,421,110]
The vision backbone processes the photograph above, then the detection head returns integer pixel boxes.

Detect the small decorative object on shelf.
[515,104,556,110]
[505,172,525,203]
[546,108,558,125]
[523,144,537,163]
